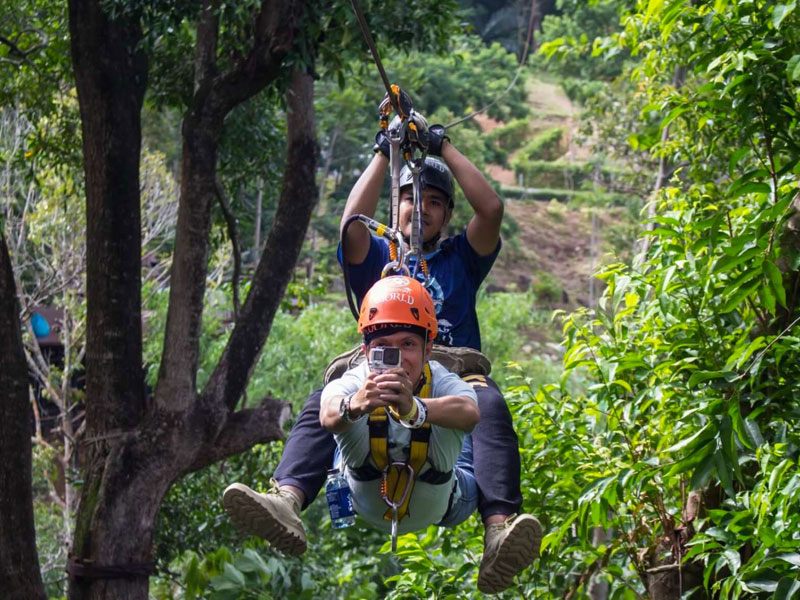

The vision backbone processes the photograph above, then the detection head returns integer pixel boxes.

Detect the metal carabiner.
[406,157,425,278]
[381,260,410,278]
[389,126,403,231]
[381,461,416,552]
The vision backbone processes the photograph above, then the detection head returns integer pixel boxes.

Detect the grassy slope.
[481,73,640,312]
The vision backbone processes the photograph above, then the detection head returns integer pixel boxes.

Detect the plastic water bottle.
[325,468,355,528]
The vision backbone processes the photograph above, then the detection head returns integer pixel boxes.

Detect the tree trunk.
[67,0,149,597]
[0,234,46,599]
[65,2,314,598]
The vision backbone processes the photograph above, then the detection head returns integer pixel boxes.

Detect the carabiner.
[381,461,416,552]
[381,260,410,278]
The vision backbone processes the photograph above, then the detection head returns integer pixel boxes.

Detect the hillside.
[480,75,640,309]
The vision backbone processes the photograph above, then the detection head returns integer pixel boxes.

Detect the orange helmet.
[358,276,437,341]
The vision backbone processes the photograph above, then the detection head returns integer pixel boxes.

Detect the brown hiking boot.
[477,513,542,594]
[222,481,307,557]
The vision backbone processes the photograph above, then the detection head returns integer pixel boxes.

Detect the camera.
[368,347,402,372]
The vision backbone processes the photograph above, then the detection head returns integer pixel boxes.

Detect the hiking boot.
[222,481,307,557]
[477,513,542,594]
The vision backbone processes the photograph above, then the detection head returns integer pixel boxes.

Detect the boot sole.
[222,483,307,557]
[478,515,543,594]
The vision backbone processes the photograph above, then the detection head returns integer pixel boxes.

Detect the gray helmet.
[399,156,455,209]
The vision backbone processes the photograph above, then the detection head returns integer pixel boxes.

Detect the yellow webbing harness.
[367,362,433,523]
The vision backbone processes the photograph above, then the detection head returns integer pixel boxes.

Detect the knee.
[475,387,510,421]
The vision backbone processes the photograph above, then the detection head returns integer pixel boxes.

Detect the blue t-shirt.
[339,233,501,351]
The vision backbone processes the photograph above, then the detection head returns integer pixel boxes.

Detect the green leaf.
[744,578,780,593]
[773,577,800,600]
[769,459,793,493]
[611,379,633,393]
[222,563,245,586]
[761,284,777,316]
[723,549,741,575]
[645,0,666,24]
[235,549,268,575]
[714,450,736,498]
[720,415,743,482]
[744,419,764,447]
[773,552,800,567]
[664,423,713,453]
[721,279,760,313]
[788,55,800,82]
[764,260,788,308]
[661,106,690,129]
[734,181,771,197]
[713,246,762,273]
[773,3,796,29]
[691,452,716,489]
[729,147,750,176]
[687,370,731,388]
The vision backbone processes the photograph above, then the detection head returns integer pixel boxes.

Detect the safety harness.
[347,362,453,550]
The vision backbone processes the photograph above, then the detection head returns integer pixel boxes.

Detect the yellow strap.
[369,410,389,470]
[368,363,433,521]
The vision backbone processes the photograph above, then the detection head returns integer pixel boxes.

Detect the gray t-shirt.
[321,360,478,533]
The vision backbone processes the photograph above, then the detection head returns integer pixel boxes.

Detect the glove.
[428,124,450,156]
[373,114,404,158]
[407,110,429,153]
[374,129,390,158]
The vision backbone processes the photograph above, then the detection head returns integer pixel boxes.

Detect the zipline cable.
[350,0,402,117]
[349,0,537,131]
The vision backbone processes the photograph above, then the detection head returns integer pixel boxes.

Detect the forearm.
[340,154,388,264]
[320,394,351,434]
[441,143,503,220]
[423,395,480,431]
[341,154,388,232]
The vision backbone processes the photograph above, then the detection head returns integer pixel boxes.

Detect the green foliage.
[31,444,70,598]
[516,126,565,162]
[536,0,632,81]
[486,117,532,152]
[510,157,627,190]
[402,36,531,124]
[0,0,77,166]
[517,1,800,597]
[155,444,284,564]
[532,271,564,303]
[560,77,608,106]
[501,184,631,206]
[245,299,356,407]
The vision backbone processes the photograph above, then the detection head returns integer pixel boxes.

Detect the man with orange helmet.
[318,276,480,533]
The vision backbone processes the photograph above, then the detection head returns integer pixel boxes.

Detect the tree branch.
[193,0,219,93]
[202,68,319,412]
[188,397,290,473]
[214,175,242,319]
[210,0,302,115]
[156,0,309,412]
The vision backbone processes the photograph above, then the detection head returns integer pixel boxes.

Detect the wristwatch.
[339,393,357,423]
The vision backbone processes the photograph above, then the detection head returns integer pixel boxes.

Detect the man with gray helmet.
[223,117,541,595]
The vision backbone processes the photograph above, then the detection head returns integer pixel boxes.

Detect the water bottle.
[325,468,355,528]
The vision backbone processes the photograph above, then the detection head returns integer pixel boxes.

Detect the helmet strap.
[413,338,431,395]
[413,362,429,396]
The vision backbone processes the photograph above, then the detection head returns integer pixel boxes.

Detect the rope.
[67,556,156,579]
[445,0,538,129]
